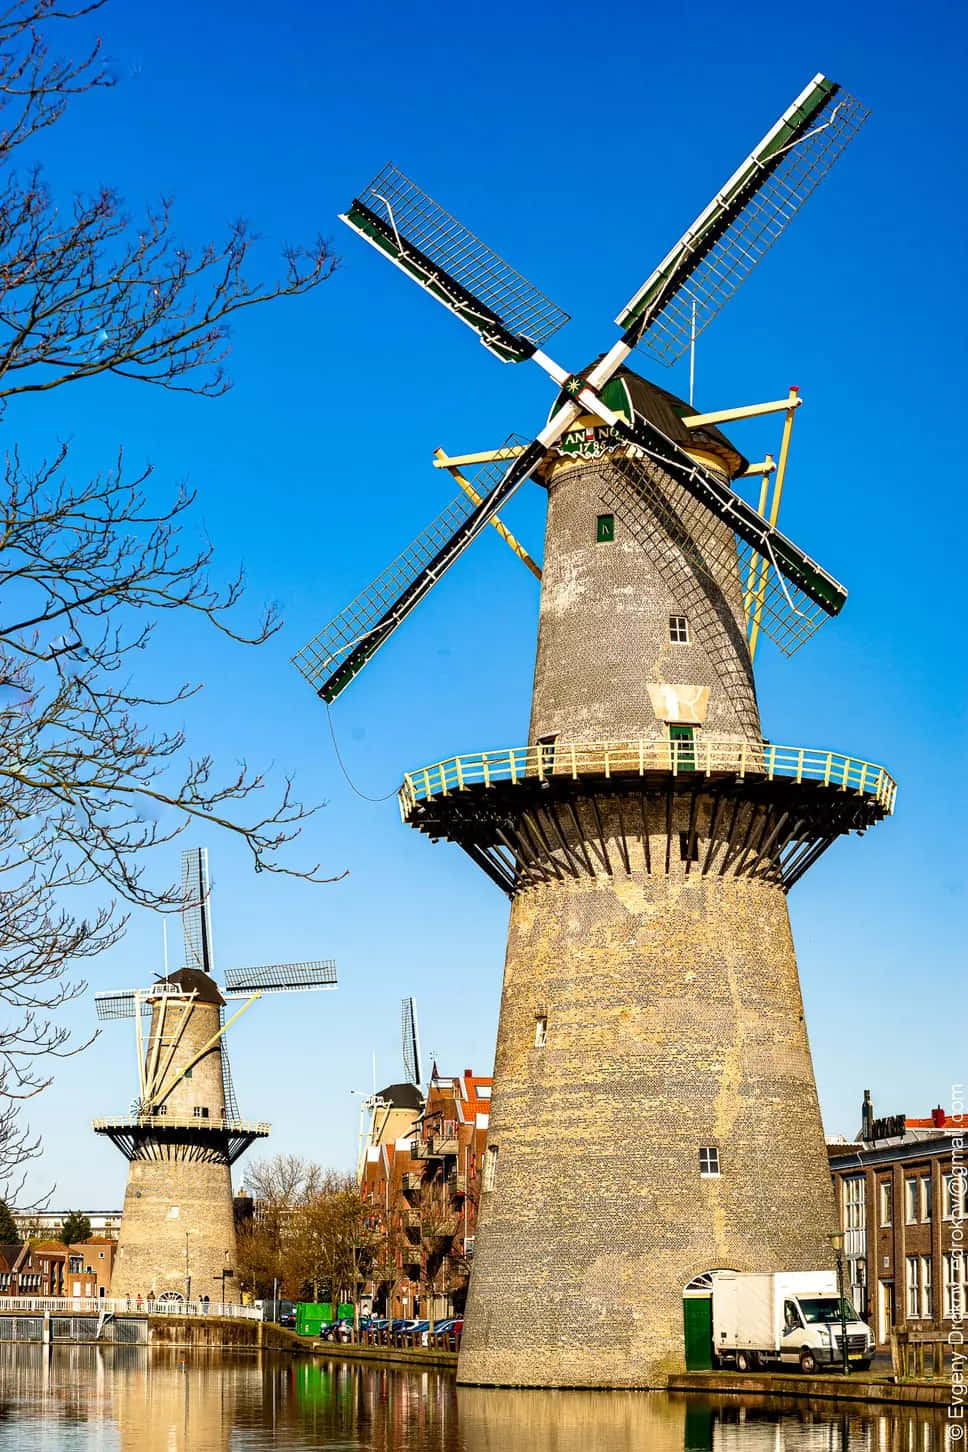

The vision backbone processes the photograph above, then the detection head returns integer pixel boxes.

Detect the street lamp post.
[829,1230,850,1376]
[213,1250,234,1308]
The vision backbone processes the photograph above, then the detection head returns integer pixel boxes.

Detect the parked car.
[278,1307,296,1330]
[420,1317,463,1345]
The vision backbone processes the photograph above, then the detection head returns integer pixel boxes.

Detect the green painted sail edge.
[342,204,531,363]
[616,76,839,329]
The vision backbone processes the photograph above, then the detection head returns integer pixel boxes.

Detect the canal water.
[0,1344,955,1451]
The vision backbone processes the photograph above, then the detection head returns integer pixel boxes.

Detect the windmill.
[295,75,897,1387]
[401,996,423,1091]
[93,847,336,1304]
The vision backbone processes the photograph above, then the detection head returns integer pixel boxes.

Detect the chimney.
[861,1089,874,1142]
[932,1106,946,1128]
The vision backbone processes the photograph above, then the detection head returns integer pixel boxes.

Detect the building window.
[184,1067,192,1079]
[844,1176,865,1231]
[905,1178,918,1225]
[944,1251,966,1320]
[906,1255,932,1319]
[848,1257,867,1318]
[699,1147,720,1178]
[678,832,699,862]
[880,1179,893,1228]
[192,1106,210,1119]
[596,513,615,543]
[534,1015,547,1048]
[483,1145,499,1193]
[944,1172,966,1221]
[920,1174,932,1223]
[669,614,689,644]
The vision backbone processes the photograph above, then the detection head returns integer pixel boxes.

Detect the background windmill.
[290,72,897,1389]
[93,847,336,1303]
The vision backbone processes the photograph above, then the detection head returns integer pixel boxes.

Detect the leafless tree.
[0,2,340,1197]
[239,1156,365,1303]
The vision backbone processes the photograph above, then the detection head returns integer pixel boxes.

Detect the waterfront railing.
[0,1295,262,1320]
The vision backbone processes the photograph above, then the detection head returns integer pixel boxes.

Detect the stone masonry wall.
[458,863,838,1387]
[529,456,761,749]
[111,1156,238,1301]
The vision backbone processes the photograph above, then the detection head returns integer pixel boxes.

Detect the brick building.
[0,1236,117,1297]
[360,1069,490,1318]
[829,1093,965,1346]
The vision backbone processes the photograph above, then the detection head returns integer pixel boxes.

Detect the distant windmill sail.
[402,997,422,1089]
[181,847,214,976]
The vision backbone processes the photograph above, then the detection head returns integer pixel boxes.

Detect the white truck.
[710,1271,875,1374]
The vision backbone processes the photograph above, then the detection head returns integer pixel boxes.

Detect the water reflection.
[0,1343,955,1452]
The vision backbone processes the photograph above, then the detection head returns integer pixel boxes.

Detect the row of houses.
[0,1237,117,1297]
[359,1068,491,1319]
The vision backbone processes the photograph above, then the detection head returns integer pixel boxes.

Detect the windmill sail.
[219,1006,241,1122]
[341,164,570,362]
[616,76,869,362]
[181,847,214,976]
[604,456,833,656]
[401,996,422,1089]
[95,989,150,1021]
[222,961,337,995]
[292,438,545,702]
[610,412,845,620]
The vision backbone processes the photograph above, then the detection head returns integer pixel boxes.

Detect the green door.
[683,1295,713,1370]
[670,724,696,771]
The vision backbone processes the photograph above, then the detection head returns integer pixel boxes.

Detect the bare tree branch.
[0,3,343,1197]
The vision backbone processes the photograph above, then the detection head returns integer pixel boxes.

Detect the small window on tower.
[183,1067,192,1080]
[596,513,615,543]
[679,832,699,863]
[534,1015,547,1048]
[537,735,557,776]
[699,1147,721,1178]
[669,615,689,644]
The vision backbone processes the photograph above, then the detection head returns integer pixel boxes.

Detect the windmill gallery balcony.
[92,1114,270,1167]
[398,737,897,896]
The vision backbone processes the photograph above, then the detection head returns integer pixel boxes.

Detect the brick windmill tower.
[93,848,336,1303]
[295,77,896,1384]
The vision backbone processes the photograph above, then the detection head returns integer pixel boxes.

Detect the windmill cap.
[546,363,748,479]
[161,967,225,1006]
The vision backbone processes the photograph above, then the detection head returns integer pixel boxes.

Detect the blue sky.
[16,0,966,1207]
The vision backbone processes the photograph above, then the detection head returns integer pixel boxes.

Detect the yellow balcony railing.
[400,739,897,818]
